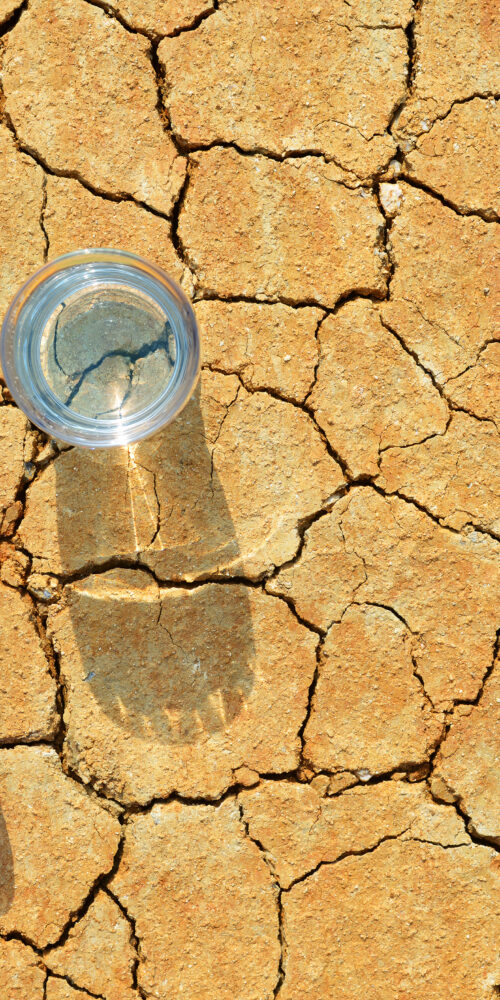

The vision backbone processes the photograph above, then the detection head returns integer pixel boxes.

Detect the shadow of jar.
[54,380,255,745]
[0,805,14,916]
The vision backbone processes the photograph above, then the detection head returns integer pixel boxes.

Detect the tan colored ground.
[0,1,499,997]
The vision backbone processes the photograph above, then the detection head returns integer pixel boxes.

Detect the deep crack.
[104,886,145,996]
[0,0,27,37]
[42,832,127,955]
[399,171,500,223]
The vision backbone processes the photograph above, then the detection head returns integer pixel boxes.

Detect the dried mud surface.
[0,1,499,997]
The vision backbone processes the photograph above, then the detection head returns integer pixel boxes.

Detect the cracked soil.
[0,0,499,997]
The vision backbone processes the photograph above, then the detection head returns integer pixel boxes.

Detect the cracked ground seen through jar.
[40,286,177,420]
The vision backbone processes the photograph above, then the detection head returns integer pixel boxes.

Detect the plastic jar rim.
[0,248,201,448]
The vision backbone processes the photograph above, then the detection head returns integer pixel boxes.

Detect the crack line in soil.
[0,104,186,224]
[104,885,145,997]
[378,318,500,437]
[42,831,127,955]
[39,172,49,261]
[284,829,411,891]
[404,91,500,142]
[238,801,285,997]
[0,0,27,37]
[82,0,221,42]
[45,972,105,1000]
[398,171,499,223]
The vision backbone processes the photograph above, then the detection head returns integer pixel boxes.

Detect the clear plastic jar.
[1,249,200,447]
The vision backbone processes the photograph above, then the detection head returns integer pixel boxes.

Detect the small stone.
[310,774,329,796]
[309,301,448,477]
[429,774,457,805]
[0,501,22,537]
[446,342,500,430]
[49,571,317,803]
[111,800,280,999]
[356,768,372,782]
[281,840,500,999]
[27,572,59,602]
[326,772,358,796]
[3,0,186,215]
[297,765,315,783]
[434,657,500,842]
[180,149,387,306]
[233,766,260,788]
[239,780,468,889]
[197,300,322,403]
[382,184,499,381]
[0,407,29,521]
[379,181,404,217]
[0,583,56,742]
[303,604,443,776]
[159,0,412,177]
[0,938,45,998]
[46,890,136,1000]
[407,762,431,781]
[0,747,121,947]
[23,429,39,464]
[35,439,59,465]
[271,491,500,708]
[0,545,30,588]
[0,126,44,324]
[379,411,500,535]
[0,385,14,403]
[45,176,190,294]
[22,461,36,484]
[406,98,499,219]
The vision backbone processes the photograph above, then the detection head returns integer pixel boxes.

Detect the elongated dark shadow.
[0,805,14,916]
[55,383,254,744]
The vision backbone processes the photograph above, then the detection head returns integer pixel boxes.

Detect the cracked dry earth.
[0,0,499,997]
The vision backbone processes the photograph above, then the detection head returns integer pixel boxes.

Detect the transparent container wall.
[1,250,200,448]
